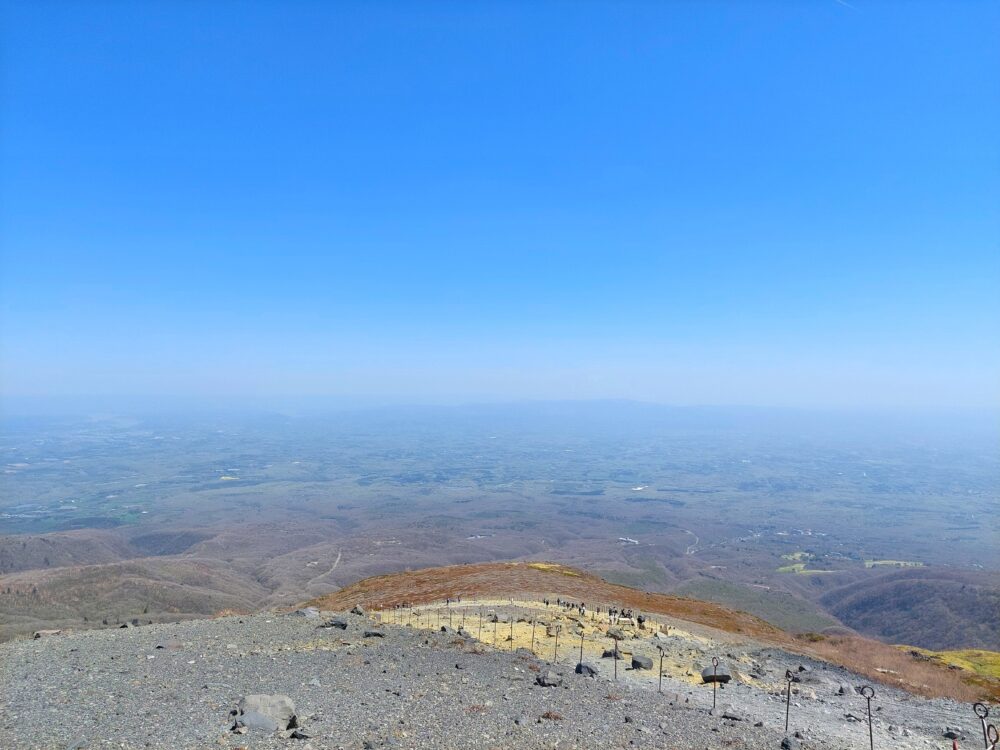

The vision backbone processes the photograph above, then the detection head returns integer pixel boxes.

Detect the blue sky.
[1,1,997,408]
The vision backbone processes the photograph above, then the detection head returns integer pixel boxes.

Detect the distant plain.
[1,403,997,651]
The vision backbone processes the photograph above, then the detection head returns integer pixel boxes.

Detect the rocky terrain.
[1,589,991,750]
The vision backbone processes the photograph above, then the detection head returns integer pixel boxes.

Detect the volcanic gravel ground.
[0,608,979,750]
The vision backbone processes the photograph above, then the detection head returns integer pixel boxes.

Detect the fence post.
[860,685,876,750]
[784,670,793,732]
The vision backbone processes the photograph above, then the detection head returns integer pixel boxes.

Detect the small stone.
[318,618,348,630]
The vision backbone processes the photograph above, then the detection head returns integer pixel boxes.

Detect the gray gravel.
[0,608,980,750]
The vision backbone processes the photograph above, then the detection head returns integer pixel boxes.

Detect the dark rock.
[781,737,800,750]
[575,662,599,676]
[536,670,562,687]
[602,649,623,659]
[318,618,348,630]
[364,630,385,638]
[701,664,732,683]
[293,607,320,618]
[351,605,366,616]
[632,655,653,670]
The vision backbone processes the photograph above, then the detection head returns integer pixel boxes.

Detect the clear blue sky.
[1,1,997,409]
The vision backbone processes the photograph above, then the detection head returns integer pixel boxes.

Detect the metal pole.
[493,618,498,646]
[579,631,584,664]
[975,703,990,750]
[553,628,559,662]
[510,618,514,651]
[658,648,664,693]
[478,610,483,640]
[861,686,876,750]
[784,670,793,732]
[712,656,719,709]
[530,619,536,653]
[613,638,618,681]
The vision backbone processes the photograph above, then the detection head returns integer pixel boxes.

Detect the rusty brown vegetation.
[307,561,999,702]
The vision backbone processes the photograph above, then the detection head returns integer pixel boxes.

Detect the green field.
[865,559,924,569]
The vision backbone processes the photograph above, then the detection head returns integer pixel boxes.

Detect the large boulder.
[701,664,732,683]
[632,655,653,670]
[576,662,599,677]
[235,694,296,732]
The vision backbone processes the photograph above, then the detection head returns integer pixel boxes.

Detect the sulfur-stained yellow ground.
[375,598,765,691]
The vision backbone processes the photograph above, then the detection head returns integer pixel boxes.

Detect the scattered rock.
[32,630,62,639]
[701,664,732,684]
[235,694,296,732]
[293,607,320,618]
[536,670,562,687]
[364,630,385,638]
[631,655,653,670]
[781,737,800,750]
[351,605,366,616]
[318,618,348,630]
[237,709,280,732]
[709,704,744,721]
[575,662,599,676]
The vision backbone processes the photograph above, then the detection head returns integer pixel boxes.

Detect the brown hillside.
[307,561,999,702]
